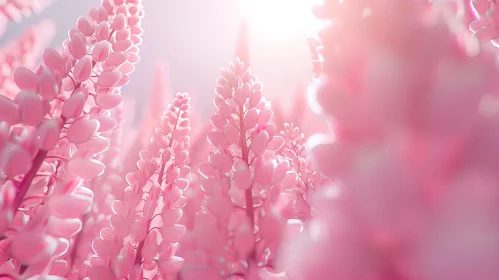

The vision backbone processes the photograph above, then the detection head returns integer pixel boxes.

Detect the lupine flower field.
[0,0,498,279]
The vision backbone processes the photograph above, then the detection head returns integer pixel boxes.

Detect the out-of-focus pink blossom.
[0,20,56,99]
[0,0,59,36]
[123,62,170,174]
[279,1,499,280]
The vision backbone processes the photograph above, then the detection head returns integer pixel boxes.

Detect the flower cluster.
[178,59,314,280]
[90,92,191,279]
[0,0,144,278]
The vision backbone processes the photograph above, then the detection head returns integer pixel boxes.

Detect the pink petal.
[128,15,141,27]
[175,178,189,190]
[76,16,94,36]
[251,130,270,156]
[97,71,123,88]
[67,118,100,144]
[115,74,130,87]
[198,164,217,178]
[273,160,290,183]
[35,119,61,151]
[116,29,130,41]
[249,90,261,107]
[112,255,134,278]
[244,108,258,129]
[218,102,231,118]
[46,217,83,238]
[42,48,66,75]
[47,195,92,218]
[258,110,273,125]
[15,90,45,126]
[234,86,247,106]
[113,39,133,52]
[141,243,159,263]
[161,208,183,226]
[94,21,110,41]
[207,131,226,147]
[175,150,189,165]
[209,153,233,172]
[106,51,129,67]
[73,55,92,83]
[110,214,132,237]
[66,158,105,180]
[210,114,226,129]
[38,68,59,101]
[93,115,117,132]
[92,40,111,62]
[264,123,276,138]
[233,161,252,190]
[49,259,69,276]
[95,93,124,109]
[124,189,142,208]
[69,32,87,60]
[13,67,38,92]
[112,13,126,30]
[160,224,186,243]
[0,95,20,125]
[75,136,110,155]
[267,135,285,150]
[96,6,108,22]
[255,160,277,186]
[111,200,127,215]
[0,143,32,177]
[173,196,187,208]
[11,232,56,264]
[118,62,135,75]
[128,52,140,63]
[223,123,239,144]
[163,189,182,205]
[62,91,87,119]
[92,239,120,259]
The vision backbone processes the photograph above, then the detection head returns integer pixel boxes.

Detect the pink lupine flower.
[0,0,144,278]
[90,92,191,279]
[280,1,499,280]
[0,20,56,99]
[123,62,171,174]
[0,0,144,230]
[277,123,331,220]
[180,59,298,280]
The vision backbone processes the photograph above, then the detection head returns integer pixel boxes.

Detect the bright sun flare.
[241,0,322,39]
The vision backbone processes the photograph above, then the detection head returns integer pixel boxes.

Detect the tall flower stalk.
[0,0,144,277]
[90,92,191,279]
[180,59,300,280]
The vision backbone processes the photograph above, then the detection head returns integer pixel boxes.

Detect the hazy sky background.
[0,0,315,121]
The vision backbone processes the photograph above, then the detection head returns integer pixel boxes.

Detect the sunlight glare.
[241,0,322,40]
